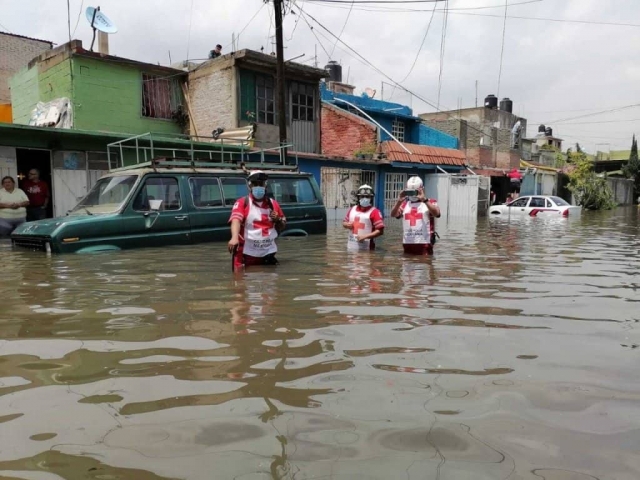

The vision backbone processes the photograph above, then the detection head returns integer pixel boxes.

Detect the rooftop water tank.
[538,124,546,134]
[484,94,498,109]
[499,97,513,113]
[325,61,342,83]
[545,127,553,137]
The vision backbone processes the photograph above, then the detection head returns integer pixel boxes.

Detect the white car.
[489,195,582,217]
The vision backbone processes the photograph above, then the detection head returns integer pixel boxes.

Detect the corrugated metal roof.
[380,141,466,166]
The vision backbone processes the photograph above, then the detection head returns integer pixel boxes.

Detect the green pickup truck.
[11,162,327,254]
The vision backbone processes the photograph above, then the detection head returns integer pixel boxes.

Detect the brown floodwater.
[1,207,639,480]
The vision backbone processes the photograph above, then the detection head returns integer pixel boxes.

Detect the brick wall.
[189,61,235,138]
[321,103,377,157]
[0,33,51,104]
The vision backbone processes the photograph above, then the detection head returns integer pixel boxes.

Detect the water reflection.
[0,208,639,479]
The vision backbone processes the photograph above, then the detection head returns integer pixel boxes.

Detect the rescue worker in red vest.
[228,170,286,270]
[342,184,384,251]
[390,176,441,255]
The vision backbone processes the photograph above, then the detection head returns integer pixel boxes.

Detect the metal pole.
[274,0,288,160]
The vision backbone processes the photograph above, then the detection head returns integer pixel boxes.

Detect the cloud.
[2,0,639,152]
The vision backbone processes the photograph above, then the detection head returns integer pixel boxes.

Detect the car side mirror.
[149,199,163,211]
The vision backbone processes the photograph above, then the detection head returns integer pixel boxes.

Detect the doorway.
[16,149,53,219]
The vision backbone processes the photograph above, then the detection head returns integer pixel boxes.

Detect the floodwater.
[1,208,639,480]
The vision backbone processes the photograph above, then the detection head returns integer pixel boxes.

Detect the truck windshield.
[72,175,139,214]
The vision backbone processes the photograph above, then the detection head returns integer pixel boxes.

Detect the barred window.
[292,82,315,122]
[256,75,276,125]
[142,74,182,119]
[392,118,405,142]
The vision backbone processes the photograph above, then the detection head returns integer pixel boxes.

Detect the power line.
[436,0,448,109]
[297,5,332,62]
[306,0,445,3]
[0,21,12,33]
[303,0,541,13]
[398,0,438,83]
[186,0,195,61]
[72,0,85,38]
[330,0,355,59]
[66,0,72,43]
[448,11,640,28]
[544,104,640,125]
[496,0,508,99]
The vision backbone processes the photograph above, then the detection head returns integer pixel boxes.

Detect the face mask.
[408,196,419,203]
[358,198,372,208]
[252,186,266,200]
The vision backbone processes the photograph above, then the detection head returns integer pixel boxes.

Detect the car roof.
[105,168,311,177]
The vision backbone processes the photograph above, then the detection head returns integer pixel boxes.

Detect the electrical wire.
[496,0,508,99]
[330,0,355,59]
[66,0,72,43]
[398,0,437,83]
[0,21,12,33]
[447,11,640,28]
[297,4,332,62]
[186,0,195,61]
[543,104,640,125]
[302,0,540,13]
[436,0,448,109]
[306,0,445,3]
[72,0,85,38]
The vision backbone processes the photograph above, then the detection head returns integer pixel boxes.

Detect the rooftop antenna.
[86,6,118,54]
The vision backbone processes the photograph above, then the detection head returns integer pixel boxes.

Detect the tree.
[622,134,640,202]
[567,151,616,210]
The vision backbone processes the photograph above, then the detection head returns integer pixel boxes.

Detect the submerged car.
[11,159,327,254]
[489,195,581,218]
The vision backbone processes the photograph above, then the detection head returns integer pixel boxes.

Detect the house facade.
[0,32,53,123]
[188,49,327,153]
[10,40,187,135]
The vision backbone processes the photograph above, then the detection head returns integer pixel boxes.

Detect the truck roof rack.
[106,132,299,172]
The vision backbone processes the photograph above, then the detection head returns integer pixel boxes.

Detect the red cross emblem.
[352,216,366,233]
[404,207,423,226]
[253,214,272,237]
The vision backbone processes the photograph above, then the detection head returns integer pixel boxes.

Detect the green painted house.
[9,40,187,135]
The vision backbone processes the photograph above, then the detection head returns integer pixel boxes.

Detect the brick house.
[187,49,327,153]
[0,32,52,122]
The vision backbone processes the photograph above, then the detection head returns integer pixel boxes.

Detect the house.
[0,32,53,123]
[187,49,327,153]
[420,97,527,204]
[9,39,187,135]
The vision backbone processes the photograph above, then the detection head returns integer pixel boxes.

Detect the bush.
[567,152,615,210]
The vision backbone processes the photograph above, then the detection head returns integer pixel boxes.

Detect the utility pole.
[273,0,288,160]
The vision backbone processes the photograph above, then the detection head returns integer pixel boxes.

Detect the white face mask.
[358,198,372,208]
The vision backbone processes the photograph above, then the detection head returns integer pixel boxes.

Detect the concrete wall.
[607,177,635,205]
[72,57,182,135]
[189,59,236,139]
[9,66,39,123]
[0,33,51,104]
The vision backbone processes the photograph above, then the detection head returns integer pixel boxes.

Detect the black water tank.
[484,94,498,109]
[538,124,546,134]
[500,97,513,113]
[545,127,553,137]
[325,61,342,83]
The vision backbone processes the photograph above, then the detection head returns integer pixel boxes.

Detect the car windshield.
[550,196,570,206]
[71,175,139,214]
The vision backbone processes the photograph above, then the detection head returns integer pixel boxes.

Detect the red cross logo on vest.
[404,207,422,226]
[352,216,366,233]
[253,214,272,237]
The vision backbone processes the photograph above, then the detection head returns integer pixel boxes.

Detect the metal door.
[384,172,406,216]
[321,167,376,221]
[290,81,317,153]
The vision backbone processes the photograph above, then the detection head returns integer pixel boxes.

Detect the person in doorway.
[228,170,286,271]
[0,176,29,236]
[390,176,441,256]
[209,44,222,59]
[342,184,384,251]
[22,169,50,221]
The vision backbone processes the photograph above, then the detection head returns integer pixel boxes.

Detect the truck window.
[268,177,317,204]
[133,177,181,211]
[189,177,223,208]
[221,177,248,206]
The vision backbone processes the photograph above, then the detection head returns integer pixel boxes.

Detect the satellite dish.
[364,87,377,99]
[86,6,118,34]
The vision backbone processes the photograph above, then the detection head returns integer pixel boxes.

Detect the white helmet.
[356,184,374,197]
[407,176,423,190]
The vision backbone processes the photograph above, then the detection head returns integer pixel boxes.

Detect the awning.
[380,141,466,166]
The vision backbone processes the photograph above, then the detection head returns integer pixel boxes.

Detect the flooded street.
[1,208,639,480]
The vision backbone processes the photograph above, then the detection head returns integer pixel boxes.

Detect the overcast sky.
[2,0,639,152]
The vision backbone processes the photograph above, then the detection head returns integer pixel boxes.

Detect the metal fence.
[321,167,376,221]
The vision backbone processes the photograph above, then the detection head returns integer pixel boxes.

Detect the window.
[256,75,276,125]
[545,198,553,208]
[74,175,138,213]
[550,196,570,206]
[133,177,181,211]
[221,177,249,206]
[189,177,223,208]
[509,197,529,207]
[142,74,182,119]
[291,82,315,122]
[529,197,545,208]
[392,118,405,142]
[268,177,318,204]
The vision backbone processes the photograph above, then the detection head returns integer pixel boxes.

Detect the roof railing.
[106,132,298,172]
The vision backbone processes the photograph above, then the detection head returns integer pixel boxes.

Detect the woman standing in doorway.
[0,176,29,236]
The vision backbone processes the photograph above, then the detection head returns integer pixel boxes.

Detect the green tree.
[622,134,640,202]
[567,151,616,210]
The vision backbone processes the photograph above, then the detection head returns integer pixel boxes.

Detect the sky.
[1,0,639,153]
